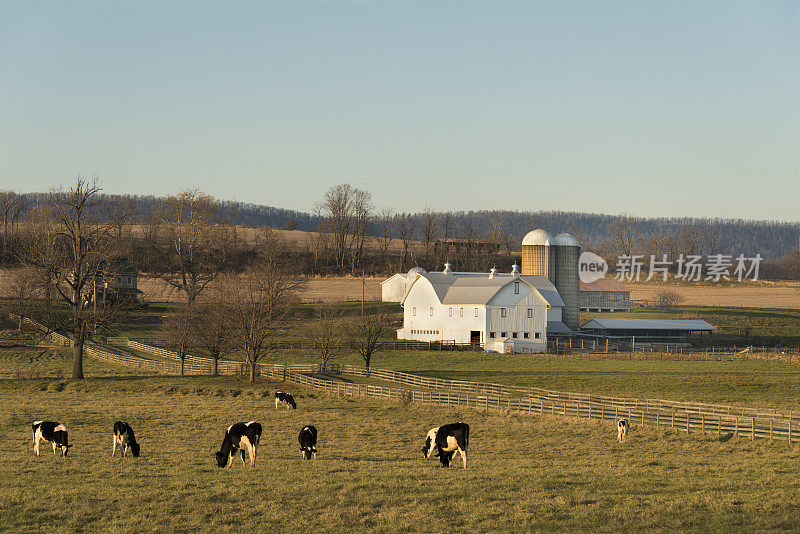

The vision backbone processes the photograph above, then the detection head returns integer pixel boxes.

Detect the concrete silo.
[552,233,580,331]
[521,229,555,281]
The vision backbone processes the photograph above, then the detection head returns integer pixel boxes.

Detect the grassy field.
[3,372,800,533]
[256,349,800,412]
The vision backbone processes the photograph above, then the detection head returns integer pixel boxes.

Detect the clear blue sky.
[1,1,798,221]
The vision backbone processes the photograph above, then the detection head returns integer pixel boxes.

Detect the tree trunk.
[249,361,255,383]
[72,336,84,379]
[180,355,185,376]
[213,356,219,376]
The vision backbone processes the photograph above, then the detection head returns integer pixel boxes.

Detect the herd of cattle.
[31,391,485,469]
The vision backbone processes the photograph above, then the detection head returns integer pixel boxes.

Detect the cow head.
[422,427,438,459]
[130,442,141,457]
[215,450,229,468]
[62,444,73,457]
[302,446,316,460]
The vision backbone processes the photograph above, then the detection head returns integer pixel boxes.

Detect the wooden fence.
[9,314,800,444]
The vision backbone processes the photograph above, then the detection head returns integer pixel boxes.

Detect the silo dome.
[407,266,426,281]
[552,233,579,247]
[522,229,554,246]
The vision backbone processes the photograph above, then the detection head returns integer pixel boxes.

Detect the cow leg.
[34,437,40,457]
[275,399,279,409]
[112,436,117,457]
[122,443,127,457]
[53,441,57,455]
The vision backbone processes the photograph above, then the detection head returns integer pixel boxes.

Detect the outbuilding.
[579,318,717,345]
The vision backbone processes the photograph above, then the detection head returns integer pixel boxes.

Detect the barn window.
[489,332,496,338]
[413,307,416,316]
[430,308,434,316]
[527,308,532,318]
[460,308,464,317]
[501,331,507,337]
[535,332,541,339]
[474,308,478,317]
[449,308,452,317]
[523,332,529,339]
[500,308,506,317]
[514,281,519,294]
[512,332,518,338]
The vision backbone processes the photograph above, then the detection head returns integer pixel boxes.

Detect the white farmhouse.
[397,264,566,353]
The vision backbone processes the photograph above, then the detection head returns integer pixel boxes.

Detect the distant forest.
[9,192,800,259]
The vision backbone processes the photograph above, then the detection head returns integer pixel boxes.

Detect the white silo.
[552,233,580,331]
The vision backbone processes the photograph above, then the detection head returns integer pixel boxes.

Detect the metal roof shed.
[579,318,717,344]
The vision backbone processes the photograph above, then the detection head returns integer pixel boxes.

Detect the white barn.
[397,264,567,353]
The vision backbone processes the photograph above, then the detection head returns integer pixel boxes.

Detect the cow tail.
[464,424,470,451]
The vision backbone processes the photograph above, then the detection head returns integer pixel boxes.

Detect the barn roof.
[580,318,717,331]
[579,279,629,292]
[402,272,564,307]
[547,321,572,334]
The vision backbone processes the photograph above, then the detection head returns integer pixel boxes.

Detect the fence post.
[672,410,675,430]
[770,418,773,441]
[735,417,738,436]
[701,415,705,433]
[751,417,755,440]
[790,416,793,444]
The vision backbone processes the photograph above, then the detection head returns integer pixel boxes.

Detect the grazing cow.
[215,421,262,468]
[422,422,469,469]
[112,421,141,458]
[617,419,629,443]
[32,421,72,457]
[298,425,317,460]
[275,391,297,410]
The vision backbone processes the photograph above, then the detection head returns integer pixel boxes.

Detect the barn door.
[470,331,481,344]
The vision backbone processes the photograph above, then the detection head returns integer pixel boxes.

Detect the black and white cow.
[275,391,296,410]
[112,421,141,458]
[422,422,469,469]
[32,421,72,457]
[617,419,629,443]
[298,425,317,460]
[215,421,262,468]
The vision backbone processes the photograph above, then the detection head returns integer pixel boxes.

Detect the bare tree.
[24,177,115,379]
[609,215,639,258]
[156,189,230,304]
[349,189,373,274]
[346,311,388,376]
[377,207,394,271]
[702,222,721,256]
[305,304,344,372]
[0,191,25,262]
[315,184,354,271]
[104,196,136,239]
[2,266,39,330]
[441,212,453,240]
[421,206,438,264]
[162,306,193,376]
[188,299,232,376]
[227,262,305,382]
[396,213,416,266]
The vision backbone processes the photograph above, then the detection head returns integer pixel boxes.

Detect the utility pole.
[361,271,365,316]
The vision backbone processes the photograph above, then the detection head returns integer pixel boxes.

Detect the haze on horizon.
[1,1,798,222]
